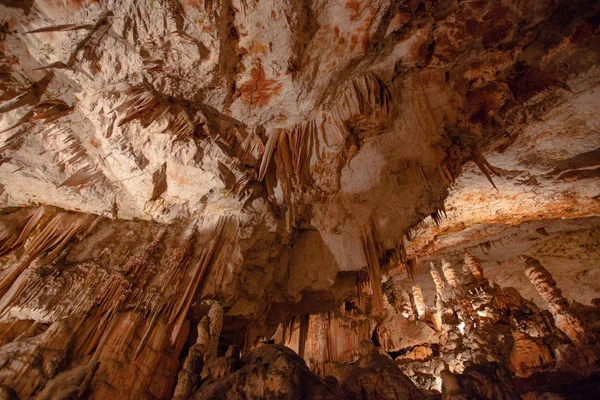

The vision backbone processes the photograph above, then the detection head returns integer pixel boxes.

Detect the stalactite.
[113,86,161,126]
[44,126,111,190]
[331,73,391,132]
[272,122,318,224]
[229,169,257,197]
[134,304,164,359]
[24,22,96,34]
[326,311,333,363]
[298,314,310,359]
[0,72,53,114]
[286,317,296,345]
[430,208,446,226]
[361,225,383,316]
[471,147,499,190]
[111,85,197,144]
[169,217,228,345]
[0,212,92,301]
[197,106,264,169]
[0,207,45,257]
[34,11,113,71]
[406,258,417,281]
[255,73,391,225]
[0,99,73,134]
[58,165,108,189]
[258,129,281,181]
[150,162,168,201]
[165,104,195,142]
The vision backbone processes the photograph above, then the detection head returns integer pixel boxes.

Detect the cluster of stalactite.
[0,207,239,399]
[258,74,392,227]
[6,71,397,219]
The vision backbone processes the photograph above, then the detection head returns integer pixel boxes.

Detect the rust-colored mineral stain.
[182,0,203,8]
[237,63,282,109]
[66,0,100,10]
[346,0,362,21]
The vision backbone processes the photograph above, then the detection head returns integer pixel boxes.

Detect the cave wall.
[0,0,599,398]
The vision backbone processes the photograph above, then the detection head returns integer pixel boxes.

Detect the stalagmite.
[464,253,485,283]
[522,256,564,305]
[459,261,478,288]
[412,285,427,321]
[430,264,446,331]
[441,259,459,289]
[206,302,224,362]
[430,264,446,302]
[440,370,462,399]
[173,316,209,400]
[34,355,100,400]
[508,329,553,377]
[399,290,416,320]
[521,256,588,345]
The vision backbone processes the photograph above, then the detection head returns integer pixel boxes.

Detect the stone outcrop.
[192,345,337,400]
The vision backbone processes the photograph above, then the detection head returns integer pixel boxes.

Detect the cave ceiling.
[0,0,599,399]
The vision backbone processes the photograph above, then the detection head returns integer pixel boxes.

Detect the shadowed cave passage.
[0,0,599,399]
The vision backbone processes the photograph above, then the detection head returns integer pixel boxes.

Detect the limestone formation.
[173,316,209,400]
[508,329,553,377]
[206,302,223,362]
[0,0,598,398]
[464,253,485,284]
[521,256,587,345]
[431,264,447,302]
[442,259,459,290]
[412,285,428,321]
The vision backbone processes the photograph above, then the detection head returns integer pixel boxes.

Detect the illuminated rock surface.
[0,0,599,398]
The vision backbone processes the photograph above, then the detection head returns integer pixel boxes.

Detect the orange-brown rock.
[522,256,587,345]
[192,345,337,399]
[0,0,598,397]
